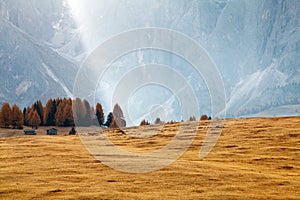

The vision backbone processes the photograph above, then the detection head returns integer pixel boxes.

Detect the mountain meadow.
[0,117,299,199]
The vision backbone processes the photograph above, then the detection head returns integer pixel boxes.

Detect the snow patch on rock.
[16,80,32,96]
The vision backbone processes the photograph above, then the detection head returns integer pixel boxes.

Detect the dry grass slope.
[0,117,299,199]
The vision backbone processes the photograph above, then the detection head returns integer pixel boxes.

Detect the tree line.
[139,114,211,126]
[0,98,126,129]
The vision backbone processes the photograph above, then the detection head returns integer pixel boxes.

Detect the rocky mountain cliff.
[0,0,299,119]
[0,0,78,108]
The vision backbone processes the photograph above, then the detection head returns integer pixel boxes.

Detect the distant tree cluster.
[140,119,150,126]
[0,98,126,129]
[0,102,23,129]
[166,120,177,124]
[138,114,212,127]
[24,98,76,128]
[1,98,214,129]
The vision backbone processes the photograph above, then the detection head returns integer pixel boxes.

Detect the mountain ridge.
[0,0,299,119]
[0,15,78,108]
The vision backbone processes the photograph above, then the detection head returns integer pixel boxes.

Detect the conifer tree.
[11,104,23,129]
[200,114,208,120]
[23,107,27,125]
[0,110,1,126]
[112,103,126,128]
[140,119,150,126]
[63,102,74,126]
[0,102,12,128]
[95,103,105,126]
[33,100,44,125]
[73,98,84,126]
[44,99,56,126]
[189,115,196,121]
[90,106,98,125]
[28,109,41,129]
[24,106,31,126]
[55,100,66,126]
[105,112,113,127]
[154,117,161,124]
[82,99,91,126]
[110,118,118,128]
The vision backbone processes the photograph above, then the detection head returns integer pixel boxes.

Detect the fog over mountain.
[0,0,299,122]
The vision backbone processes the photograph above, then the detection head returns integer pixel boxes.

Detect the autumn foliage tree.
[95,103,104,126]
[73,98,84,126]
[28,109,41,129]
[55,99,66,126]
[33,100,44,125]
[189,115,196,121]
[72,98,93,126]
[110,118,118,128]
[112,103,126,128]
[44,99,56,126]
[24,106,33,126]
[82,99,91,126]
[90,106,98,125]
[54,98,74,126]
[11,104,23,129]
[0,98,101,128]
[200,114,208,120]
[0,102,11,128]
[63,99,74,126]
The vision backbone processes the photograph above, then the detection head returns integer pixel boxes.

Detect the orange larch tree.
[11,104,23,129]
[63,101,74,126]
[95,103,105,126]
[28,109,41,129]
[0,102,12,128]
[112,103,126,128]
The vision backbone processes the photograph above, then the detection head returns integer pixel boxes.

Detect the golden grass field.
[0,117,299,199]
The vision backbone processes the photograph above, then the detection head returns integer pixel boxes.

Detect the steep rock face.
[206,0,300,116]
[0,0,83,58]
[70,0,299,117]
[0,16,77,108]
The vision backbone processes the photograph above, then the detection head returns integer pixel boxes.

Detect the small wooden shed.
[24,129,37,135]
[46,128,58,135]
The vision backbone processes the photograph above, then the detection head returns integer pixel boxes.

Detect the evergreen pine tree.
[33,100,44,125]
[24,106,31,126]
[23,107,27,126]
[105,112,113,127]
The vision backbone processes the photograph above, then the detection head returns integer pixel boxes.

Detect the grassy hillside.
[0,117,299,199]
